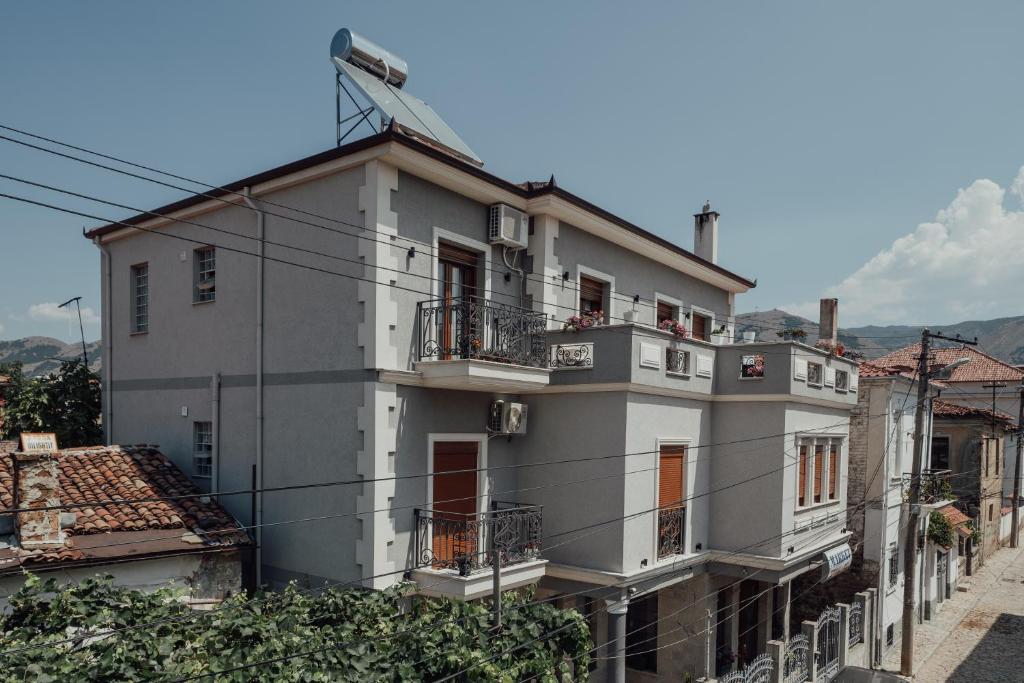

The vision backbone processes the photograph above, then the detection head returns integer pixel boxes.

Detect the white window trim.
[431,227,492,302]
[576,264,616,322]
[192,420,213,479]
[653,291,684,326]
[192,247,216,305]
[688,304,715,341]
[795,434,845,512]
[834,368,849,393]
[806,361,824,387]
[652,437,693,563]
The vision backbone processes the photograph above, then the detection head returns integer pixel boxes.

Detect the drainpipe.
[211,372,221,496]
[93,237,114,443]
[243,187,265,587]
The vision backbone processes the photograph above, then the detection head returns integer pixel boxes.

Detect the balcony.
[410,502,546,600]
[657,505,686,559]
[413,297,551,392]
[903,469,954,506]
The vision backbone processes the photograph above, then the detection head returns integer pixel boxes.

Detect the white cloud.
[28,302,101,326]
[783,166,1024,326]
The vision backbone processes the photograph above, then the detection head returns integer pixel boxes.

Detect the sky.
[2,1,1023,343]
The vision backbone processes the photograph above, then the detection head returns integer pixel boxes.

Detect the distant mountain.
[0,337,102,378]
[736,310,1024,364]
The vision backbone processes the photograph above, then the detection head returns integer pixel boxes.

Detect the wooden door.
[431,441,479,567]
[438,243,478,359]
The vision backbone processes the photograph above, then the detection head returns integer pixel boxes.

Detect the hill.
[736,310,1024,363]
[0,337,102,378]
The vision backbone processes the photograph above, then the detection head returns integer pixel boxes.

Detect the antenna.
[329,28,482,166]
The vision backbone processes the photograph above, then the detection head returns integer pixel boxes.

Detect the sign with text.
[19,432,58,454]
[740,353,765,379]
[821,543,853,581]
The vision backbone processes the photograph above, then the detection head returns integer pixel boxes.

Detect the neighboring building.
[873,344,1023,506]
[0,374,10,435]
[83,100,858,683]
[0,444,248,605]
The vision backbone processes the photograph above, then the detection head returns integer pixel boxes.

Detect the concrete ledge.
[411,559,547,600]
[412,359,551,392]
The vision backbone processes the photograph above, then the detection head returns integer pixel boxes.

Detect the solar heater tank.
[330,28,408,88]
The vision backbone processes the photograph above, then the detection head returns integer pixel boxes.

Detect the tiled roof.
[932,399,1015,423]
[0,444,247,569]
[939,504,971,527]
[858,361,911,379]
[873,343,1024,383]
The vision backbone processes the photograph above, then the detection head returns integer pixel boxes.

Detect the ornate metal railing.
[721,653,775,683]
[666,347,690,375]
[848,603,863,646]
[417,296,548,368]
[903,468,953,505]
[815,606,841,682]
[414,502,543,576]
[657,505,686,559]
[783,634,810,683]
[549,342,593,368]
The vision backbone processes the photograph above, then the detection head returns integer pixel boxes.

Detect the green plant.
[0,360,101,447]
[927,510,955,548]
[775,327,807,341]
[965,519,981,545]
[0,574,592,682]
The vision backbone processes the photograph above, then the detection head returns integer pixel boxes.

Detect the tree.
[0,360,101,447]
[0,575,592,681]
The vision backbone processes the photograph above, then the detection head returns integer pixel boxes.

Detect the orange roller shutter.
[659,445,687,508]
[814,444,824,503]
[798,445,808,507]
[828,444,838,500]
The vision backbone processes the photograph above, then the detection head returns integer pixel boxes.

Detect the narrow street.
[883,544,1024,681]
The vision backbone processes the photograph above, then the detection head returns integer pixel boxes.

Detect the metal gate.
[783,634,809,683]
[848,603,863,646]
[815,606,841,682]
[721,653,775,683]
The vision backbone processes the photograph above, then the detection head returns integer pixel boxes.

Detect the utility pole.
[981,382,1007,439]
[901,330,977,676]
[58,296,89,365]
[1012,385,1023,549]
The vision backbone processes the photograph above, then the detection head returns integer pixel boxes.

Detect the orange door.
[431,441,479,567]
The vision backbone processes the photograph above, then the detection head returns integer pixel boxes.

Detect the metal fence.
[815,606,841,682]
[417,296,548,368]
[413,502,543,575]
[721,653,775,683]
[783,633,810,683]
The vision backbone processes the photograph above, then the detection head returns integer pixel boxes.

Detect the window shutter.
[798,445,808,507]
[692,314,707,341]
[657,301,674,324]
[814,445,824,503]
[659,446,687,507]
[438,242,480,267]
[829,444,838,499]
[794,358,808,381]
[579,276,605,301]
[824,367,836,387]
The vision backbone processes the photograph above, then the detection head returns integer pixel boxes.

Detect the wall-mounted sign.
[821,543,853,581]
[19,432,59,454]
[741,354,765,379]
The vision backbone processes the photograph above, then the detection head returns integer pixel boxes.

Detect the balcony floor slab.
[411,359,551,392]
[410,558,548,601]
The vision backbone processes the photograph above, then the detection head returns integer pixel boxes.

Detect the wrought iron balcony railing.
[657,505,686,559]
[903,469,954,505]
[414,502,543,576]
[416,296,548,368]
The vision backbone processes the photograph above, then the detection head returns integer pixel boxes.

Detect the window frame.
[130,262,149,334]
[193,421,213,478]
[193,246,216,304]
[576,265,615,324]
[834,369,849,392]
[796,435,844,511]
[688,304,714,342]
[653,437,692,561]
[806,361,824,387]
[931,434,951,471]
[654,292,683,326]
[887,543,899,592]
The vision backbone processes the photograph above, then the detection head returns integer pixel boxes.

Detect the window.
[835,369,849,391]
[625,592,658,673]
[130,263,149,333]
[691,312,710,341]
[666,348,690,375]
[798,445,808,507]
[658,445,687,558]
[578,275,606,318]
[193,421,213,478]
[828,443,839,500]
[656,300,678,325]
[886,623,895,647]
[193,247,216,303]
[931,436,950,471]
[888,544,899,589]
[807,362,823,386]
[813,444,824,504]
[989,504,994,522]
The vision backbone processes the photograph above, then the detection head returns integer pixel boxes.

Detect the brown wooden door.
[438,243,478,359]
[431,441,479,567]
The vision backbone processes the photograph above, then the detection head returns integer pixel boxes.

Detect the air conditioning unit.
[488,204,529,249]
[487,399,528,435]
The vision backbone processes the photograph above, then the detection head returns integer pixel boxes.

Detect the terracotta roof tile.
[874,343,1024,383]
[932,399,1015,423]
[938,504,971,527]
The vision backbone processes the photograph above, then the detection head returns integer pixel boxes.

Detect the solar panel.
[333,59,482,166]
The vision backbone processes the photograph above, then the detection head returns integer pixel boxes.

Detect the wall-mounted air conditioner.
[487,399,528,435]
[488,204,528,249]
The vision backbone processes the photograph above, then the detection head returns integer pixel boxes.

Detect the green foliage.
[0,360,101,447]
[0,575,591,682]
[927,510,955,548]
[964,519,981,545]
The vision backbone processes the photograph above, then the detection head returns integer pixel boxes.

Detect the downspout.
[243,187,265,587]
[93,236,113,443]
[211,372,221,496]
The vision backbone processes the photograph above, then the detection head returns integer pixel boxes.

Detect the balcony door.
[657,444,687,558]
[431,440,480,568]
[438,242,479,360]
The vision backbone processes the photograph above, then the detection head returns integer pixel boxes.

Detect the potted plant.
[658,319,690,338]
[563,310,603,332]
[776,327,807,342]
[710,324,729,345]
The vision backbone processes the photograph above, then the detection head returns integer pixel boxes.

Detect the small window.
[691,313,710,341]
[625,592,658,673]
[193,421,213,478]
[194,247,216,303]
[656,300,678,325]
[888,545,899,589]
[813,444,824,503]
[835,369,849,391]
[131,263,149,333]
[798,445,808,507]
[931,436,950,470]
[886,623,895,646]
[666,348,690,375]
[807,362,823,386]
[828,443,839,500]
[988,504,994,522]
[578,275,606,321]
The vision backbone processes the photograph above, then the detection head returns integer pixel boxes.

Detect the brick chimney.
[819,298,839,347]
[13,452,65,548]
[693,202,720,264]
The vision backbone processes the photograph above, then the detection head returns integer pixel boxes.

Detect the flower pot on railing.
[658,319,690,338]
[563,311,603,332]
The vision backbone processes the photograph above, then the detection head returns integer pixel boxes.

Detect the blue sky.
[2,1,1023,343]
